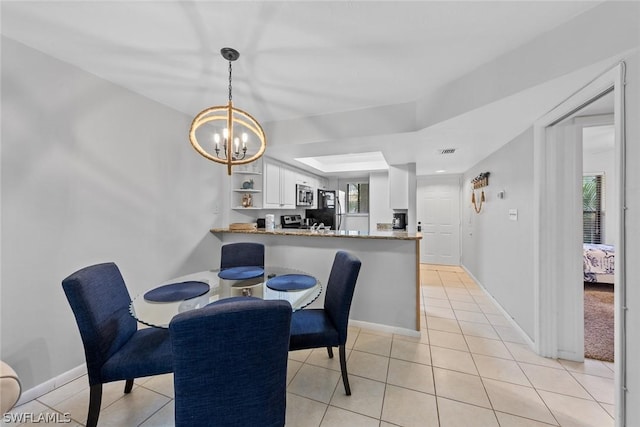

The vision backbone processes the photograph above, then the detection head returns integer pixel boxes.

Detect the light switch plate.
[509,209,518,221]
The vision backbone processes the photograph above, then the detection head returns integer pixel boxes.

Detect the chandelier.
[189,48,266,175]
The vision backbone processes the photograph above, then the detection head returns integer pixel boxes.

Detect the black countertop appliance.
[392,213,407,230]
[281,214,304,228]
[304,209,335,230]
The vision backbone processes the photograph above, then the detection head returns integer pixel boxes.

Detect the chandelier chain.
[228,61,233,102]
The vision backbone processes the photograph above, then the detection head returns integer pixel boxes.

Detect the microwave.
[296,184,314,207]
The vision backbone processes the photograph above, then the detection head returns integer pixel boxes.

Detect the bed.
[583,243,615,284]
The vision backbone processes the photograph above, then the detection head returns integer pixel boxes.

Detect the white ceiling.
[1,1,607,176]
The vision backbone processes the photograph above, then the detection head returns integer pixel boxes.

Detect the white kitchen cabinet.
[296,170,325,190]
[264,160,280,207]
[263,159,296,209]
[295,172,305,184]
[281,167,296,207]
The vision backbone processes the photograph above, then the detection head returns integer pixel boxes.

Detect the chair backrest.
[62,263,137,384]
[324,251,362,345]
[220,242,265,270]
[170,297,291,427]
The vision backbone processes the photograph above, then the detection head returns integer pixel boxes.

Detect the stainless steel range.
[280,214,303,229]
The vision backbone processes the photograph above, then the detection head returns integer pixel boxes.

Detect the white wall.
[460,52,640,422]
[461,128,535,339]
[343,215,369,232]
[368,171,393,230]
[1,37,225,390]
[435,2,640,421]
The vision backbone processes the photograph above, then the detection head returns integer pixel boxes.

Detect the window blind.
[582,174,604,244]
[347,183,369,214]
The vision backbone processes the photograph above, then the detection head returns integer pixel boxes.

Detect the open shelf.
[231,159,263,210]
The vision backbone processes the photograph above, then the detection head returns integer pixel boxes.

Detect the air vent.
[437,148,456,155]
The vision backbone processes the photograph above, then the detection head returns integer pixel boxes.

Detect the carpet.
[584,283,614,362]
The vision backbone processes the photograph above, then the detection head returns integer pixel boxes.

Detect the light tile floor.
[8,264,615,426]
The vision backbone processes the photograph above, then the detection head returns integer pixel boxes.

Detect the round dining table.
[129,266,322,328]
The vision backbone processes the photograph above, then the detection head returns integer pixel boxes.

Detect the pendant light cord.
[228,61,233,102]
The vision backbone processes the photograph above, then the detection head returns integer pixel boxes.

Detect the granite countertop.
[210,228,422,241]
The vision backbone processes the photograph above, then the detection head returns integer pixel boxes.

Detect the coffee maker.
[392,213,407,230]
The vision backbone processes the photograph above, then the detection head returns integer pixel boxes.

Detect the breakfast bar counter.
[210,227,421,240]
[210,228,423,333]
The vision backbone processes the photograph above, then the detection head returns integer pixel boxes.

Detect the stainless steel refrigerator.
[305,189,346,230]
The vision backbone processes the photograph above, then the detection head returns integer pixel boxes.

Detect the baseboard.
[558,349,584,362]
[16,364,87,406]
[460,265,536,351]
[349,319,421,338]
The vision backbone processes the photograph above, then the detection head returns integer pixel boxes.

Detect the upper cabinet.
[295,172,313,186]
[263,159,296,209]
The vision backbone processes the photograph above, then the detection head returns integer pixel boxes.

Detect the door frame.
[533,62,626,424]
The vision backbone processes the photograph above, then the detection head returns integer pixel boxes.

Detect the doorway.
[533,63,626,424]
[417,175,461,265]
[580,111,615,363]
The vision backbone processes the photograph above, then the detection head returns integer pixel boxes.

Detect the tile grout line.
[424,287,442,427]
[441,266,559,426]
[16,264,616,426]
[445,268,566,426]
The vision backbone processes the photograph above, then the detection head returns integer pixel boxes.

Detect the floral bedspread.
[583,243,615,283]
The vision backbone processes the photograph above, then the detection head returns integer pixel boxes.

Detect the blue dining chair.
[170,297,292,427]
[220,242,264,270]
[218,242,265,281]
[62,263,173,427]
[288,251,362,395]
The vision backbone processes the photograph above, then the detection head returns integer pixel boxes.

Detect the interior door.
[417,176,461,265]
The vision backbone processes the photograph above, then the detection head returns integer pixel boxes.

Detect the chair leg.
[339,344,351,396]
[327,346,334,358]
[86,384,103,427]
[124,379,134,393]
